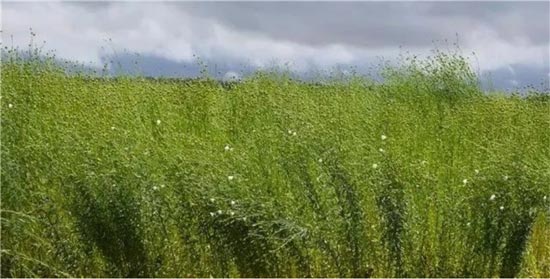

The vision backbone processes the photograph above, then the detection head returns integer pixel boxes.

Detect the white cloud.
[2,2,364,70]
[223,71,241,82]
[2,1,548,76]
[460,25,548,72]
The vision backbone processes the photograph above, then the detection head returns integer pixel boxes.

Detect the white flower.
[111,126,116,130]
[421,160,427,166]
[152,186,159,191]
[210,212,215,217]
[210,198,216,202]
[156,119,161,125]
[379,148,385,153]
[489,194,496,201]
[292,131,297,136]
[242,217,247,221]
[217,210,223,215]
[229,210,235,216]
[503,175,509,181]
[467,222,471,226]
[381,135,387,140]
[474,169,480,174]
[160,184,165,188]
[8,103,13,108]
[544,196,547,201]
[372,163,378,169]
[287,129,293,135]
[463,179,468,185]
[224,145,233,151]
[230,200,236,206]
[499,206,504,210]
[318,158,323,163]
[228,175,234,181]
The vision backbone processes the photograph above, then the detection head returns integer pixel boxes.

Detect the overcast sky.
[2,1,549,90]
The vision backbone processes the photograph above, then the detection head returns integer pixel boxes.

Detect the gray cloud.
[426,2,549,45]
[481,63,550,91]
[2,1,548,90]
[182,2,549,48]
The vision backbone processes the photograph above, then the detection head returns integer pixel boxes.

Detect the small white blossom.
[499,206,504,210]
[224,145,233,151]
[467,222,471,226]
[210,212,215,217]
[381,135,387,140]
[160,184,165,188]
[421,160,427,166]
[230,200,236,206]
[287,129,293,135]
[210,198,216,202]
[152,186,159,191]
[463,179,468,185]
[318,158,323,163]
[503,175,509,181]
[489,194,496,201]
[228,175,234,181]
[229,210,235,216]
[8,103,13,109]
[242,217,247,221]
[544,196,547,201]
[111,126,116,130]
[292,131,297,136]
[372,163,378,169]
[379,148,385,153]
[474,169,480,174]
[156,119,161,125]
[217,210,223,215]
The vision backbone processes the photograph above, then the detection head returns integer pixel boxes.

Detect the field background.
[1,50,549,277]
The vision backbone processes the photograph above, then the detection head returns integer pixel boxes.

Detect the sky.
[2,1,549,90]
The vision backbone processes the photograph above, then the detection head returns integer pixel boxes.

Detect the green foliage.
[1,48,549,277]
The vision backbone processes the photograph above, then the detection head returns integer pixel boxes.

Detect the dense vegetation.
[1,48,549,277]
